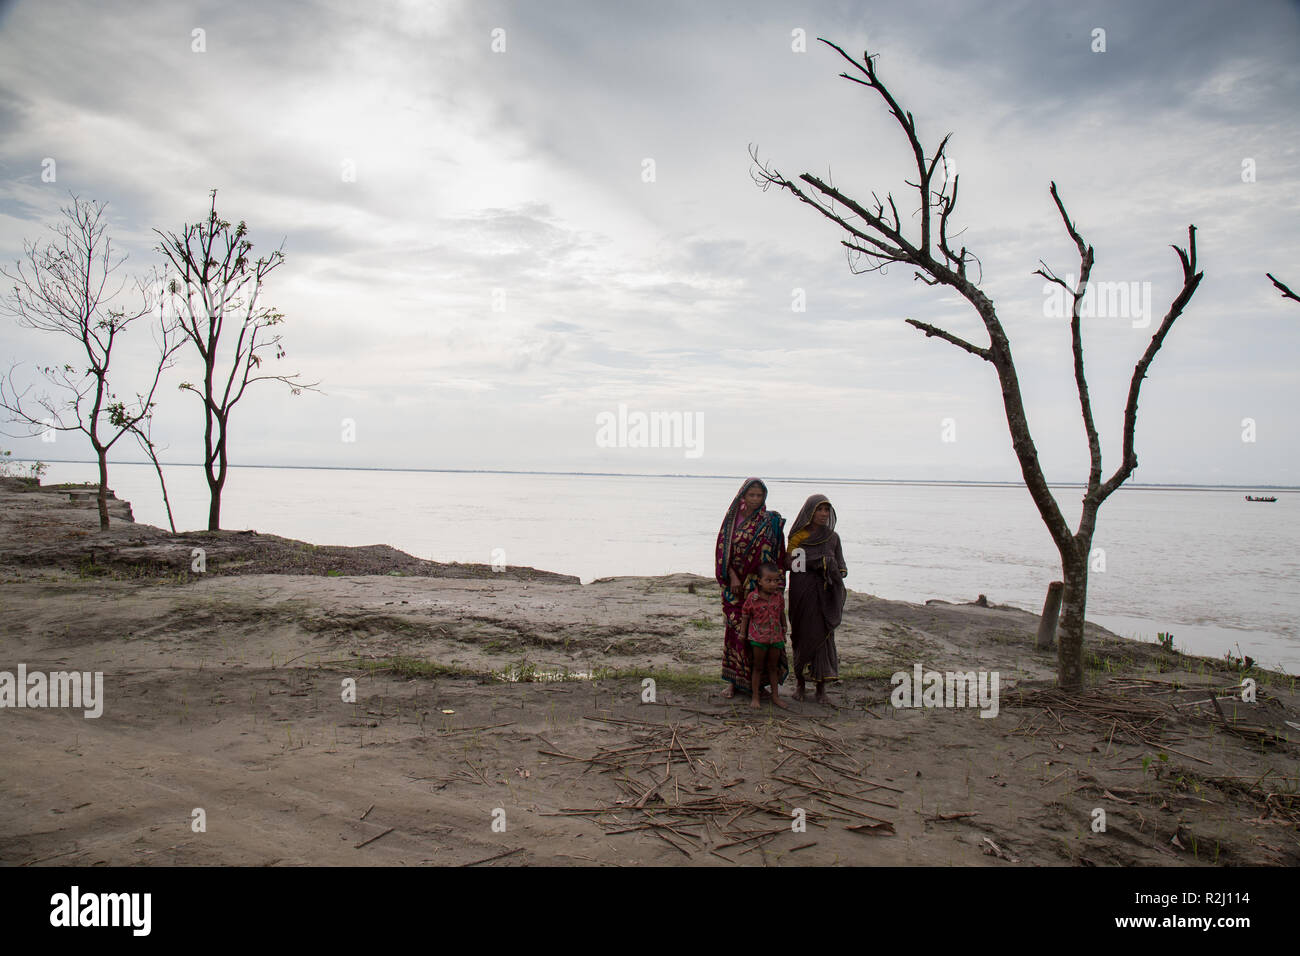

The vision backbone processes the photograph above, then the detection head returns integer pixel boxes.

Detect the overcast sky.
[1,0,1297,485]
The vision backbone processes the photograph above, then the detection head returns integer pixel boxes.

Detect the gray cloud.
[0,0,1296,483]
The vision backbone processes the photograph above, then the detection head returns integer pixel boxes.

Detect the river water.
[37,461,1300,673]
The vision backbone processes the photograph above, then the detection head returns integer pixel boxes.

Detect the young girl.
[740,562,788,709]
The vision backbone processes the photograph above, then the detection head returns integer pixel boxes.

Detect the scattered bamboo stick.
[354,827,394,849]
[437,721,516,736]
[462,847,523,867]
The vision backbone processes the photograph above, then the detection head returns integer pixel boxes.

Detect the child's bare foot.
[750,697,761,709]
[773,695,789,709]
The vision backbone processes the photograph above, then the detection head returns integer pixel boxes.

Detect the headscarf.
[788,493,837,552]
[715,477,770,587]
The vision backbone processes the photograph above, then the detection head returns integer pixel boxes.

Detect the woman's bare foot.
[815,681,828,704]
[721,684,735,698]
[792,680,806,702]
[773,696,789,709]
[750,697,761,709]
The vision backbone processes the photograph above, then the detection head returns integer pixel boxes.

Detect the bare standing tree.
[0,196,183,530]
[1266,273,1299,304]
[156,190,319,531]
[751,41,1204,691]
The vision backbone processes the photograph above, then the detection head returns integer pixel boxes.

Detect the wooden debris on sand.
[1004,677,1297,754]
[538,711,898,861]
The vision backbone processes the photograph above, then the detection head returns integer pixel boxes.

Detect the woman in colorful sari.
[715,478,788,698]
[787,494,847,703]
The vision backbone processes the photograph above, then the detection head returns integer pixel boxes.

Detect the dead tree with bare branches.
[751,40,1204,691]
[156,190,319,530]
[0,196,183,530]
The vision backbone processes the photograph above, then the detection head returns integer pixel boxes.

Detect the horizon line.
[14,458,1300,491]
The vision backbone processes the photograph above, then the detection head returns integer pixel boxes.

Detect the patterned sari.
[715,478,788,692]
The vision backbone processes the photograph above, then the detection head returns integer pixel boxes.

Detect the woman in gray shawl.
[786,494,847,703]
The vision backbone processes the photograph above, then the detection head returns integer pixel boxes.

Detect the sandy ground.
[1,482,1297,866]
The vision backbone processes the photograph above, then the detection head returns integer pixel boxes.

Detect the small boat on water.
[1245,495,1278,502]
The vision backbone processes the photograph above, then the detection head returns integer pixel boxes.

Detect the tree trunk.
[204,429,220,530]
[204,445,220,530]
[1056,552,1088,691]
[207,417,228,531]
[203,356,219,530]
[95,447,110,531]
[207,476,221,531]
[147,451,177,533]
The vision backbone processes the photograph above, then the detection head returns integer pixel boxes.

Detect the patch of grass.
[1084,637,1294,688]
[507,657,538,682]
[1085,648,1137,675]
[488,655,562,683]
[76,558,109,578]
[72,557,200,585]
[839,663,901,680]
[473,659,722,688]
[325,569,342,577]
[687,618,716,630]
[579,666,715,689]
[986,629,1032,645]
[352,656,469,679]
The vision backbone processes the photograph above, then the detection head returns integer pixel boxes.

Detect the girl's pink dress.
[743,590,785,645]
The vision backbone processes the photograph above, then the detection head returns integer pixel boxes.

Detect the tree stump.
[1036,581,1064,650]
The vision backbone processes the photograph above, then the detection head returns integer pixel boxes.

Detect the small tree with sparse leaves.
[156,190,320,530]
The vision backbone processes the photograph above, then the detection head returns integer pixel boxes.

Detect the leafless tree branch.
[904,319,992,360]
[1097,227,1204,502]
[1036,182,1102,490]
[1266,272,1299,303]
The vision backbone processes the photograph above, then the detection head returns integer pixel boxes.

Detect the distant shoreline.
[15,458,1300,492]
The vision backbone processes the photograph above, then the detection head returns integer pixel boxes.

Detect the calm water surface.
[40,462,1300,673]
